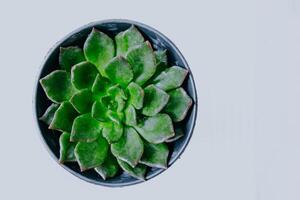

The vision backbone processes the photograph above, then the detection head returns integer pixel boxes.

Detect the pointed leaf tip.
[71,61,98,90]
[95,152,120,180]
[104,56,133,88]
[135,113,175,144]
[126,82,144,109]
[59,132,76,163]
[142,85,169,116]
[111,127,144,167]
[102,121,123,144]
[83,29,115,75]
[124,104,137,126]
[117,159,146,180]
[70,89,94,114]
[164,88,193,122]
[70,113,102,142]
[153,66,188,91]
[126,42,156,86]
[140,141,169,169]
[49,102,78,132]
[75,136,109,171]
[115,25,144,56]
[40,70,76,103]
[39,103,59,125]
[59,46,85,72]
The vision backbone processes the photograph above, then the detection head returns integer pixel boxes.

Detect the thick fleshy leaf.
[39,103,59,125]
[144,50,168,86]
[124,104,137,126]
[95,152,120,180]
[40,70,76,103]
[59,46,85,71]
[91,101,108,122]
[126,82,144,109]
[155,50,167,67]
[101,95,119,112]
[164,88,193,122]
[75,135,108,171]
[83,28,115,75]
[70,113,102,142]
[166,127,184,143]
[107,85,127,100]
[126,42,156,86]
[49,102,78,132]
[71,61,98,90]
[116,97,126,112]
[115,26,144,56]
[135,113,175,144]
[117,159,146,180]
[142,85,169,116]
[111,127,144,167]
[107,110,124,125]
[102,121,123,143]
[59,132,76,163]
[153,66,188,91]
[107,85,127,112]
[151,50,168,79]
[91,74,112,100]
[104,56,133,88]
[140,141,169,168]
[70,89,94,114]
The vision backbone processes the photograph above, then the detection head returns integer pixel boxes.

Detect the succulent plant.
[39,25,193,180]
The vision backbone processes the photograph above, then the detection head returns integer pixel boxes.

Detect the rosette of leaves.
[39,26,193,180]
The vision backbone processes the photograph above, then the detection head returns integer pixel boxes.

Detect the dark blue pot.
[33,19,198,187]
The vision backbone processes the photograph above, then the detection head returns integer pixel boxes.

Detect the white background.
[0,0,299,199]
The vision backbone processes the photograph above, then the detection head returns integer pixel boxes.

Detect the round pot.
[33,19,198,187]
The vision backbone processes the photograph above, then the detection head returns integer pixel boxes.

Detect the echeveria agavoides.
[39,26,193,180]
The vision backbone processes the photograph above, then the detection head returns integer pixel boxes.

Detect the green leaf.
[126,82,144,109]
[101,95,118,111]
[166,127,184,143]
[39,103,59,125]
[91,101,108,122]
[115,25,144,56]
[117,159,146,180]
[151,50,168,80]
[135,113,175,144]
[75,135,108,171]
[107,85,127,100]
[71,61,98,90]
[144,50,168,86]
[70,113,102,142]
[154,50,167,67]
[153,66,188,91]
[104,56,133,88]
[83,28,115,75]
[126,42,156,86]
[124,104,137,126]
[107,110,124,125]
[107,85,127,112]
[40,70,76,103]
[102,121,123,144]
[95,151,120,180]
[91,74,112,100]
[70,89,94,114]
[49,102,78,132]
[59,46,85,72]
[164,88,193,122]
[59,132,76,163]
[140,141,169,169]
[142,85,169,116]
[111,127,144,167]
